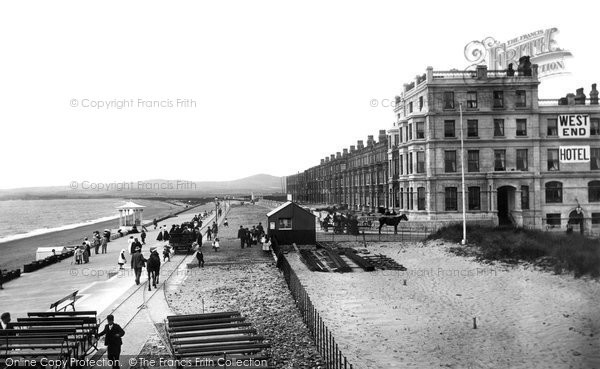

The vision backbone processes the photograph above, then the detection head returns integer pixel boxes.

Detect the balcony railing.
[538,98,599,107]
[432,70,477,79]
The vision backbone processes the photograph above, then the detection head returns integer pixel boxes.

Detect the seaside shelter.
[117,201,145,228]
[266,201,316,245]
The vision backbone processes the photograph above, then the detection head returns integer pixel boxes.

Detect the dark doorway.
[497,186,516,226]
[568,209,584,234]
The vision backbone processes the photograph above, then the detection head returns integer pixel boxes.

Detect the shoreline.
[0,200,203,271]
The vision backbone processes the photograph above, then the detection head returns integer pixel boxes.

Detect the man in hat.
[237,226,245,249]
[130,247,146,285]
[96,314,125,369]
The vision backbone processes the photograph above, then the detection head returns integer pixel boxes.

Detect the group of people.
[237,222,270,252]
[73,230,110,264]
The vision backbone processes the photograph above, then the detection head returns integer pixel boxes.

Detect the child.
[212,238,220,252]
[162,245,171,262]
[118,249,127,269]
[196,249,204,267]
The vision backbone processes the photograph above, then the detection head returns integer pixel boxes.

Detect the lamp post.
[459,103,467,245]
[214,197,219,225]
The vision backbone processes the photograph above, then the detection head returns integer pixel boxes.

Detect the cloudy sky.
[0,0,597,189]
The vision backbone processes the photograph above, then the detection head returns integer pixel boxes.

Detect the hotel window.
[467,120,478,137]
[589,181,600,202]
[516,90,527,107]
[409,152,413,174]
[445,150,457,172]
[444,120,455,138]
[545,181,563,203]
[400,188,404,209]
[417,187,426,210]
[516,149,528,171]
[592,148,600,170]
[547,119,558,136]
[419,96,424,111]
[443,91,455,109]
[493,91,504,108]
[409,101,413,113]
[467,91,478,108]
[546,213,561,226]
[399,129,403,143]
[467,150,479,172]
[416,122,425,139]
[494,150,506,171]
[408,187,413,210]
[548,149,560,171]
[445,187,458,211]
[592,213,600,225]
[408,124,413,140]
[592,118,600,136]
[493,119,505,136]
[278,218,292,230]
[417,151,425,173]
[468,186,480,210]
[516,119,527,136]
[399,154,403,174]
[521,185,530,210]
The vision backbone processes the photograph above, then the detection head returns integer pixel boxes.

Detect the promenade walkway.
[0,202,216,323]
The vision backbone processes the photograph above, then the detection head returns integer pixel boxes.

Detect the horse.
[146,251,161,291]
[378,214,409,234]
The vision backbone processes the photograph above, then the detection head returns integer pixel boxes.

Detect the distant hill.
[0,174,285,200]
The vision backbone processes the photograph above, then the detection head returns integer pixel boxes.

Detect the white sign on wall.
[559,146,590,163]
[558,115,590,138]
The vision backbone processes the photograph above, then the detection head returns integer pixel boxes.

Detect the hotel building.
[286,64,600,232]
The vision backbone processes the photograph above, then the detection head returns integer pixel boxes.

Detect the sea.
[0,198,130,243]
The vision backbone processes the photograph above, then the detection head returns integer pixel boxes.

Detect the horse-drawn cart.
[168,233,198,254]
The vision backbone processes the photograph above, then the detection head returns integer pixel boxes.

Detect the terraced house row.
[286,64,600,233]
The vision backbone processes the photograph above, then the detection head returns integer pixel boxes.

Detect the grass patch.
[428,225,600,278]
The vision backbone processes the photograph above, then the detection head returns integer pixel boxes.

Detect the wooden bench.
[166,312,273,368]
[14,316,98,356]
[0,333,73,368]
[49,290,78,312]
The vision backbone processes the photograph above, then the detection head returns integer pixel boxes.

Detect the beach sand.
[287,241,600,369]
[0,200,187,271]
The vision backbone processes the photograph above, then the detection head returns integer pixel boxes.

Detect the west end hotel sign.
[559,114,591,163]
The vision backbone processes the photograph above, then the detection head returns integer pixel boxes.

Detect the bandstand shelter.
[117,201,145,228]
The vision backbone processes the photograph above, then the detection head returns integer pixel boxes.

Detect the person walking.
[127,236,135,255]
[237,226,245,249]
[101,236,108,254]
[196,247,204,268]
[96,314,125,369]
[153,218,158,230]
[163,229,170,245]
[140,230,146,245]
[131,247,146,285]
[82,242,90,264]
[75,246,83,264]
[118,249,126,270]
[93,235,101,255]
[223,218,229,227]
[83,238,92,259]
[206,227,212,241]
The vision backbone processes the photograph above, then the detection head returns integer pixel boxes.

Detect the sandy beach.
[286,241,600,369]
[0,199,189,271]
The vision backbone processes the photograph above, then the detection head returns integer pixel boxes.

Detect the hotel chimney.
[350,145,356,153]
[367,135,375,146]
[343,148,348,156]
[357,140,364,150]
[378,129,387,143]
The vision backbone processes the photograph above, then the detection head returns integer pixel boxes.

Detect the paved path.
[0,202,216,318]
